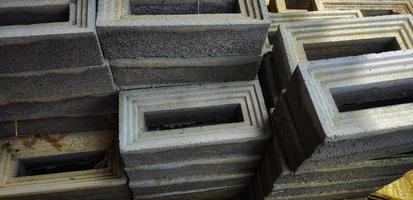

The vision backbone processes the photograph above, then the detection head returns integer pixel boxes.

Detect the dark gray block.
[110,56,262,86]
[0,0,104,73]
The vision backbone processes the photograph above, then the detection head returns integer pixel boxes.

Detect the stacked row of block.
[250,1,413,199]
[118,81,271,199]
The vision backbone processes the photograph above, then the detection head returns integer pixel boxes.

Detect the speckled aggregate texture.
[119,80,270,199]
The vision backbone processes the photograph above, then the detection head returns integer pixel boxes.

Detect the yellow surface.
[371,170,413,199]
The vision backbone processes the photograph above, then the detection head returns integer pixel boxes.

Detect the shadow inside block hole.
[360,10,400,17]
[285,0,316,11]
[144,104,244,131]
[15,151,107,177]
[0,4,70,26]
[304,37,401,61]
[330,78,413,112]
[129,0,241,15]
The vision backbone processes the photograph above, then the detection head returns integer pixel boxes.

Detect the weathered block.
[286,50,413,170]
[0,63,116,104]
[315,0,413,16]
[0,0,104,73]
[0,93,118,121]
[119,80,270,199]
[0,130,131,200]
[268,0,319,13]
[274,14,413,89]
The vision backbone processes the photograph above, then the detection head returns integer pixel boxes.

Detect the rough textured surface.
[0,93,118,121]
[315,0,413,16]
[110,56,262,86]
[0,130,131,200]
[119,80,270,199]
[285,50,413,170]
[0,0,104,72]
[274,14,413,89]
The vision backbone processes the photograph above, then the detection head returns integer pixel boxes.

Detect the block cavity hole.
[144,104,244,131]
[304,37,401,61]
[285,0,316,11]
[15,151,107,177]
[129,0,240,15]
[360,10,399,17]
[331,78,413,112]
[0,4,70,26]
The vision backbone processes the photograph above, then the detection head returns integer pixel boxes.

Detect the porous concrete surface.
[0,93,118,121]
[0,130,131,200]
[315,0,413,16]
[96,0,269,59]
[0,0,104,72]
[119,80,270,199]
[285,50,413,170]
[110,56,262,86]
[0,115,115,137]
[274,14,413,89]
[0,63,116,104]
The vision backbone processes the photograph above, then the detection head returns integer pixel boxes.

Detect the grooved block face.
[315,0,413,16]
[96,0,269,59]
[275,15,413,89]
[119,80,270,167]
[0,130,130,200]
[0,0,104,73]
[287,50,413,163]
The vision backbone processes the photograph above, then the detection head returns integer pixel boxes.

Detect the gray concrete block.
[0,0,104,73]
[285,50,413,170]
[119,80,270,167]
[130,172,254,197]
[0,115,115,137]
[0,63,116,104]
[315,0,413,17]
[274,14,413,89]
[0,130,131,200]
[258,53,281,109]
[125,155,260,181]
[110,56,262,86]
[96,0,270,59]
[0,93,118,121]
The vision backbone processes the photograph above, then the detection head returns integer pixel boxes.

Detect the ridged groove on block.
[316,0,413,16]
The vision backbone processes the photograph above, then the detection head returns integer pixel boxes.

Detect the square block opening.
[304,37,401,61]
[360,10,399,17]
[15,151,107,177]
[129,0,240,15]
[330,78,413,112]
[285,0,315,11]
[144,104,244,131]
[0,4,70,26]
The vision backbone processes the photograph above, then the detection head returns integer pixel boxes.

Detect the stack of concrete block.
[0,0,117,122]
[0,130,131,200]
[315,0,413,16]
[96,0,270,87]
[119,80,271,200]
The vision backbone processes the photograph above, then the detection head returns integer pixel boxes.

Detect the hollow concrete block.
[0,0,104,73]
[274,14,413,89]
[285,50,413,170]
[0,130,131,200]
[268,0,320,13]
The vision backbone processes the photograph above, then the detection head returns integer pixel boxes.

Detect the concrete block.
[0,115,115,137]
[96,0,270,59]
[0,63,116,104]
[125,155,260,181]
[0,130,131,200]
[0,0,104,73]
[130,172,253,197]
[286,50,413,170]
[268,0,319,13]
[274,14,413,89]
[119,80,270,167]
[110,56,262,87]
[0,93,118,121]
[315,0,413,16]
[266,187,379,200]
